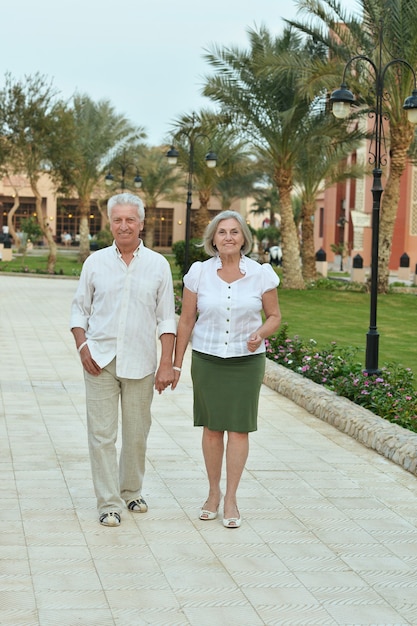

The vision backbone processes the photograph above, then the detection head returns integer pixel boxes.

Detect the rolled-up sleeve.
[156,263,177,337]
[70,266,93,330]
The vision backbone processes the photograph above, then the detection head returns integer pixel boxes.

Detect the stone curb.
[264,359,417,477]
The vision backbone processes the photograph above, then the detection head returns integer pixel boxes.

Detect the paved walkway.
[1,274,417,626]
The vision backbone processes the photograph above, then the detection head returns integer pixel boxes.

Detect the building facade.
[314,138,417,276]
[0,174,251,249]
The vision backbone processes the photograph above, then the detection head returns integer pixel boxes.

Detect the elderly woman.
[172,210,281,528]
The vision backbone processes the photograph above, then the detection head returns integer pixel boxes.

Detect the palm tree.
[134,145,184,248]
[294,111,364,280]
[204,27,326,289]
[56,94,145,262]
[170,111,221,238]
[250,172,281,226]
[288,0,417,292]
[214,153,260,211]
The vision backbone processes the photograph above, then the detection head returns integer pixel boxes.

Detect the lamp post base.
[365,331,380,375]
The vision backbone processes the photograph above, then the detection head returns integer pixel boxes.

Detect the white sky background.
[2,0,359,146]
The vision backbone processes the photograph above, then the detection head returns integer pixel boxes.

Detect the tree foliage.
[203,27,324,289]
[288,0,417,292]
[55,94,145,261]
[0,74,66,271]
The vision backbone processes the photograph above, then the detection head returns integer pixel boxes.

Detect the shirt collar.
[215,253,247,275]
[113,240,142,258]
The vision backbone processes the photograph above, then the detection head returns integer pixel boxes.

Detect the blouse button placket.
[225,284,232,345]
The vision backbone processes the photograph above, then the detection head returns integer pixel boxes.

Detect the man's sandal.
[127,497,148,513]
[99,511,121,526]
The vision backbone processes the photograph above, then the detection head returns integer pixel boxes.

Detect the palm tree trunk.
[378,123,413,293]
[274,168,305,290]
[193,190,211,238]
[144,205,156,248]
[301,201,317,281]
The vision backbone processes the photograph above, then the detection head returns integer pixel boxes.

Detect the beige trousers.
[84,358,154,515]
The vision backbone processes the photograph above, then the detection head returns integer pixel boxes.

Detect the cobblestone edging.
[264,359,417,477]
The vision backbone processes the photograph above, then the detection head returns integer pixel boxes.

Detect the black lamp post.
[330,22,417,374]
[105,150,142,192]
[166,136,217,275]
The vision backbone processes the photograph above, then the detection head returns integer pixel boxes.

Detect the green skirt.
[191,350,265,433]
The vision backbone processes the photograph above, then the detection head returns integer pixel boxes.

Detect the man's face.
[110,204,144,251]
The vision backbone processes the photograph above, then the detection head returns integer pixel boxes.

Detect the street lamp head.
[166,146,179,165]
[330,84,355,119]
[105,172,114,186]
[133,173,142,189]
[403,89,417,124]
[205,151,217,168]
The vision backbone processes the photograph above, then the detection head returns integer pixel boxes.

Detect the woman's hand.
[171,368,181,390]
[247,332,263,353]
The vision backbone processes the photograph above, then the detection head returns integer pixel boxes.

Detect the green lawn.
[0,251,183,281]
[0,252,84,276]
[279,289,417,372]
[2,251,416,372]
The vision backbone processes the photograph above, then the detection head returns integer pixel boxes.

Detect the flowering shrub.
[266,323,417,434]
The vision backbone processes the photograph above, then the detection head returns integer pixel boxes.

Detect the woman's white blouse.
[184,255,279,358]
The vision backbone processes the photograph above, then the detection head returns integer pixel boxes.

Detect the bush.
[95,224,113,249]
[265,323,417,433]
[172,239,209,277]
[306,277,368,292]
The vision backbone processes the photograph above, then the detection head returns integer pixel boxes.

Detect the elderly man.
[70,193,176,526]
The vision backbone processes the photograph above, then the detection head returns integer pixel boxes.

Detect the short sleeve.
[183,261,203,293]
[260,263,280,292]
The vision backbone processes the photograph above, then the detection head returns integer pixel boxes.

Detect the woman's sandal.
[223,507,241,528]
[199,507,219,520]
[199,495,222,520]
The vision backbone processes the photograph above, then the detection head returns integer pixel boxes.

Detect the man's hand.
[155,363,175,394]
[79,345,102,376]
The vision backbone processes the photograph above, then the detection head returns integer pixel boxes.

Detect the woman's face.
[213,218,245,257]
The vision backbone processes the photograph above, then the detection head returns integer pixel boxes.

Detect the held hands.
[155,363,178,394]
[247,332,263,353]
[156,364,181,393]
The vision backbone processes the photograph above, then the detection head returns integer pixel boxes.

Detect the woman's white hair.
[202,210,253,256]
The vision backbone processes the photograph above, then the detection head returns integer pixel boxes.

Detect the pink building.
[315,147,417,276]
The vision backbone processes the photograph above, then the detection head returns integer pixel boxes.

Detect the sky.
[3,0,360,146]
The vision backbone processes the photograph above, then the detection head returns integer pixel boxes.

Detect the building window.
[319,207,324,238]
[57,202,102,241]
[152,208,173,247]
[1,200,37,231]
